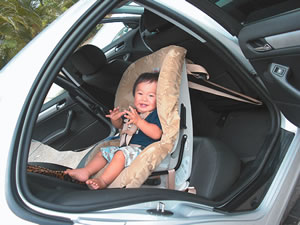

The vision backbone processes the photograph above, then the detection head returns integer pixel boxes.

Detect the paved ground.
[282,176,300,225]
[29,141,91,168]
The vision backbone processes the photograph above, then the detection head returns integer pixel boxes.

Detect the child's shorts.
[100,145,142,167]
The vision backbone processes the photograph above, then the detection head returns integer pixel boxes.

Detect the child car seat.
[84,45,193,190]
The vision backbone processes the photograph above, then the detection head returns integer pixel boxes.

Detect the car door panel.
[238,10,300,126]
[33,91,111,151]
[239,10,300,59]
[103,27,151,63]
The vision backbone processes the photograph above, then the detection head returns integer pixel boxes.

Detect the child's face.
[134,81,157,113]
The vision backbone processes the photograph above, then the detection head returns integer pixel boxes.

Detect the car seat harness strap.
[119,111,150,147]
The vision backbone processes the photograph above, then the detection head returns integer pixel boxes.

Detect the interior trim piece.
[37,104,61,122]
[265,30,300,49]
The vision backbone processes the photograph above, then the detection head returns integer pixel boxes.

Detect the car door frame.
[6,1,124,224]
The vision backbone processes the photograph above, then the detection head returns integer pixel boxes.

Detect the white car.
[1,0,300,224]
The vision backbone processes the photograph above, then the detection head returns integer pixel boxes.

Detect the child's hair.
[132,72,159,96]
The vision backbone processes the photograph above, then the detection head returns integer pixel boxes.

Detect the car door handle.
[253,43,272,52]
[115,42,125,52]
[249,38,273,52]
[38,101,66,122]
[56,101,66,110]
[43,110,74,145]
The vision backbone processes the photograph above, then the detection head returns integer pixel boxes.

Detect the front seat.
[68,44,130,108]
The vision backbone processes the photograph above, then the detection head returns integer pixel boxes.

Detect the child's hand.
[124,106,141,126]
[106,107,125,122]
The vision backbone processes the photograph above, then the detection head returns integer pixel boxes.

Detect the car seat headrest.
[115,45,186,111]
[71,44,107,75]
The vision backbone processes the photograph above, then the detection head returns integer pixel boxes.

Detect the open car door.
[238,10,300,126]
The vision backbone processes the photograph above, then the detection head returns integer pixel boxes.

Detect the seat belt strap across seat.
[186,63,263,106]
[167,168,197,194]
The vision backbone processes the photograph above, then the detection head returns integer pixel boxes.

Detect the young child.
[65,72,162,189]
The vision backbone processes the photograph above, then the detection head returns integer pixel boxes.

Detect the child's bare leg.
[86,151,125,189]
[64,152,107,182]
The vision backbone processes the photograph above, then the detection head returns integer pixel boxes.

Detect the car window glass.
[208,0,300,24]
[90,22,132,49]
[44,83,65,104]
[81,13,139,50]
[112,25,132,42]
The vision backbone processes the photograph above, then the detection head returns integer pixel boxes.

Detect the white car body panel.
[0,1,96,223]
[0,0,299,224]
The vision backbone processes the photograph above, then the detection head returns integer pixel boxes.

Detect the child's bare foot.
[64,168,90,182]
[86,177,108,190]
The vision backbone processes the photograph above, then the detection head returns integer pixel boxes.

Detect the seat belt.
[167,168,197,194]
[119,111,150,147]
[186,64,263,105]
[167,169,176,189]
